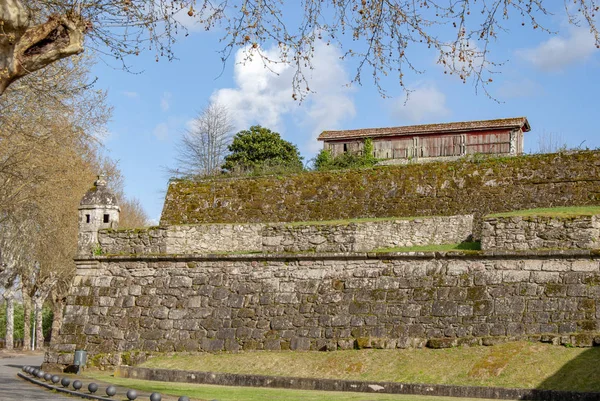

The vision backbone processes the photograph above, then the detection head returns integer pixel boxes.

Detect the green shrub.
[315,138,378,171]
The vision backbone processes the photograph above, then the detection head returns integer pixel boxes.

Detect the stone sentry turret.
[78,175,120,256]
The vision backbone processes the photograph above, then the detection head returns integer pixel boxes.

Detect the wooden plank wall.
[326,129,520,159]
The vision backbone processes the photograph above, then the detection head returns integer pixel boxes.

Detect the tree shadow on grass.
[526,346,600,400]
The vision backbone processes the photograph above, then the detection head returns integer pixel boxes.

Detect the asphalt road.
[0,353,75,401]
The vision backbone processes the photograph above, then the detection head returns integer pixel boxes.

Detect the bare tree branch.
[170,102,234,177]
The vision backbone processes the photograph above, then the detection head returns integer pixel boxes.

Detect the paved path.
[0,353,75,401]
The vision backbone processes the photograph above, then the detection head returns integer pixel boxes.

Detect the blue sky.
[91,4,600,223]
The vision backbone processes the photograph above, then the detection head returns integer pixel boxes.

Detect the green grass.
[135,342,600,392]
[284,215,447,227]
[85,371,501,401]
[374,241,481,253]
[488,206,600,218]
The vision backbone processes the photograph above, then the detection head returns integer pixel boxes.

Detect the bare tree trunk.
[22,290,31,351]
[34,298,44,350]
[49,297,64,345]
[3,289,15,350]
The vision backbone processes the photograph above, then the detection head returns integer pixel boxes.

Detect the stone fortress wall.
[44,151,600,370]
[97,215,473,255]
[482,215,600,251]
[45,250,600,369]
[160,151,600,229]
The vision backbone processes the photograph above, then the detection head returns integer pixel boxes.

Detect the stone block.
[402,304,421,317]
[531,271,561,284]
[168,309,187,320]
[98,297,115,307]
[290,337,311,351]
[275,293,299,304]
[542,261,569,272]
[331,315,351,327]
[473,300,494,315]
[432,301,457,317]
[446,261,468,275]
[349,301,370,314]
[572,260,598,272]
[201,338,224,352]
[212,287,230,300]
[224,338,241,351]
[129,285,142,296]
[271,317,294,330]
[457,304,473,317]
[169,276,192,288]
[227,294,245,308]
[502,270,530,283]
[216,328,236,339]
[264,339,281,350]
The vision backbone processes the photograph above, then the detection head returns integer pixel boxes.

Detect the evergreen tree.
[222,126,303,174]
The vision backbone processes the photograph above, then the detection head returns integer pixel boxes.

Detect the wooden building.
[318,117,531,162]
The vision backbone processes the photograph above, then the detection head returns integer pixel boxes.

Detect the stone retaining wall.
[482,215,600,251]
[45,250,600,369]
[160,151,600,227]
[97,215,473,255]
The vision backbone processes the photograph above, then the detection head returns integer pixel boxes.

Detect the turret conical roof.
[80,175,119,207]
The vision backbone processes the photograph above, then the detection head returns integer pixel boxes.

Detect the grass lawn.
[136,342,600,392]
[487,206,600,218]
[85,371,502,401]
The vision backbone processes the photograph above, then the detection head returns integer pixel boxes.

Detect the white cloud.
[122,91,139,99]
[497,78,543,99]
[211,41,355,154]
[161,92,172,112]
[153,123,169,141]
[392,83,450,123]
[517,28,596,72]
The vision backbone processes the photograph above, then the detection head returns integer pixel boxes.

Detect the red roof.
[318,117,531,141]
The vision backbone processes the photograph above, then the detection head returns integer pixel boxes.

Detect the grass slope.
[86,371,500,401]
[487,206,600,218]
[137,342,600,392]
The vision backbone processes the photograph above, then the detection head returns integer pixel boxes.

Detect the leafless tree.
[0,50,150,345]
[2,1,598,99]
[171,102,234,177]
[119,197,150,229]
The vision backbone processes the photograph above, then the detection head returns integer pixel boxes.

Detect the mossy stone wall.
[45,250,600,370]
[482,215,600,250]
[160,151,600,231]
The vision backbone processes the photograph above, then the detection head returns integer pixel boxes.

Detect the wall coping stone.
[76,248,600,263]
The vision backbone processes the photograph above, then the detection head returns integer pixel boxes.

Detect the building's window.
[86,214,90,223]
[103,214,110,223]
[343,143,348,152]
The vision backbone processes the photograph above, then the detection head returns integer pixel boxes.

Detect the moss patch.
[160,151,600,225]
